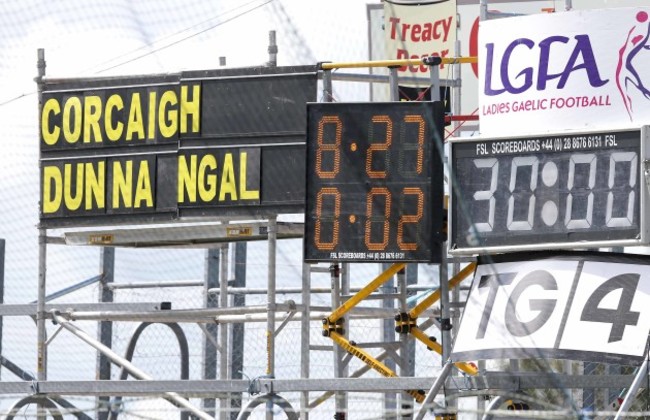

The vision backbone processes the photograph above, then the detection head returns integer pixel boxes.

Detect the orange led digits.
[402,115,425,177]
[316,116,341,179]
[366,115,392,179]
[365,187,391,251]
[305,102,445,263]
[398,187,424,250]
[314,187,340,250]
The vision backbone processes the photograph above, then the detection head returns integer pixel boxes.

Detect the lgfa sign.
[479,7,650,136]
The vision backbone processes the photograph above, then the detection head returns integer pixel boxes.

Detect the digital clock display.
[449,128,649,254]
[304,102,445,262]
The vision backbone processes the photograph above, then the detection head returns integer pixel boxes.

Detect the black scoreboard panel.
[449,128,649,254]
[304,102,445,263]
[39,66,317,228]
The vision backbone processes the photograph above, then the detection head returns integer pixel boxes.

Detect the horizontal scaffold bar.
[320,57,477,70]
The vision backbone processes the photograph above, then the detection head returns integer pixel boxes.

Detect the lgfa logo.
[617,10,650,121]
[481,9,650,122]
[483,35,608,95]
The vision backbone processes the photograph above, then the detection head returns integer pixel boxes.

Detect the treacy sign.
[479,7,650,135]
[383,0,457,85]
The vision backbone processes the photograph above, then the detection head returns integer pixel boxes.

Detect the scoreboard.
[304,102,445,263]
[449,127,650,254]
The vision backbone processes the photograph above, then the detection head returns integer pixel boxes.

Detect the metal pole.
[321,67,346,419]
[389,67,399,101]
[51,312,214,420]
[267,30,277,67]
[220,243,230,420]
[36,51,48,412]
[439,252,452,368]
[331,262,346,418]
[97,247,115,420]
[341,262,351,417]
[266,216,277,420]
[614,355,649,420]
[386,67,399,419]
[203,248,219,416]
[398,267,413,418]
[382,263,396,418]
[0,239,5,381]
[480,0,488,21]
[300,262,311,420]
[414,360,454,420]
[231,242,247,420]
[322,68,333,102]
[34,45,52,419]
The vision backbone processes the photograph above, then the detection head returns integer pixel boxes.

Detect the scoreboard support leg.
[613,352,650,420]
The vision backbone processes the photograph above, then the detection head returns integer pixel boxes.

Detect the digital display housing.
[449,127,650,255]
[304,102,445,262]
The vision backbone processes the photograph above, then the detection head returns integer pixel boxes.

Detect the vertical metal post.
[341,262,350,414]
[439,253,451,364]
[231,242,247,420]
[300,262,311,420]
[267,30,278,67]
[97,247,115,420]
[389,67,399,101]
[203,248,220,416]
[220,243,230,420]
[398,267,413,418]
[453,38,462,134]
[382,263,396,418]
[35,46,48,420]
[322,68,333,103]
[266,216,277,420]
[414,360,454,420]
[331,262,346,418]
[429,65,441,102]
[480,0,488,21]
[0,239,5,381]
[321,66,345,418]
[614,355,649,420]
[564,0,573,11]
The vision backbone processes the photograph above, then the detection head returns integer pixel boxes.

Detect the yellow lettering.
[63,97,82,144]
[219,153,237,201]
[159,90,178,138]
[147,91,156,140]
[85,161,105,210]
[42,166,62,213]
[198,154,217,201]
[180,84,200,133]
[134,161,153,208]
[63,163,84,211]
[126,93,145,140]
[41,98,61,146]
[105,95,124,141]
[177,155,197,203]
[239,152,259,200]
[112,160,133,208]
[83,95,103,143]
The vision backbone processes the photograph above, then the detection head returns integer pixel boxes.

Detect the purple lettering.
[484,34,608,96]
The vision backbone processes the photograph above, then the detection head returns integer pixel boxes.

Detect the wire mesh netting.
[4,0,650,419]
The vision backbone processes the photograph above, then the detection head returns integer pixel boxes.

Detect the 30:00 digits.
[466,150,638,234]
[313,113,426,251]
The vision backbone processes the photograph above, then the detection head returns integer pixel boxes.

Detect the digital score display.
[449,127,650,255]
[304,102,445,263]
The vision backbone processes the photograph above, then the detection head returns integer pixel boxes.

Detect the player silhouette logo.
[617,10,650,121]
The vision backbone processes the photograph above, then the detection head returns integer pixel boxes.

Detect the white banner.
[383,0,457,85]
[479,7,650,135]
[452,252,650,365]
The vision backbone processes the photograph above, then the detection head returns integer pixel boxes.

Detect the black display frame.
[304,101,446,263]
[449,127,650,255]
